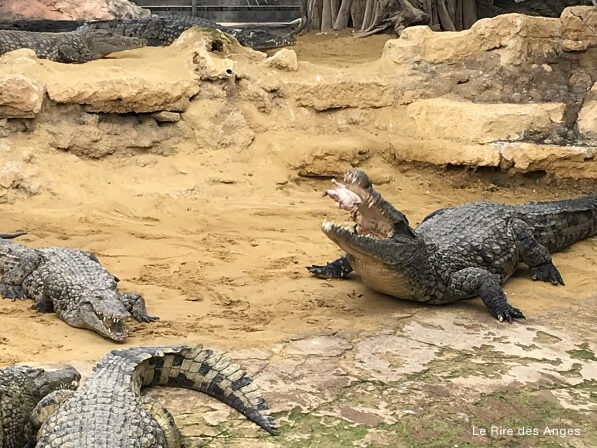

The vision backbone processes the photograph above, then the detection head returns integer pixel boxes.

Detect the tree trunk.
[454,0,463,30]
[334,0,353,30]
[462,0,477,28]
[331,0,341,23]
[361,0,376,30]
[300,0,479,35]
[437,0,456,30]
[307,0,324,30]
[321,0,334,30]
[350,0,366,29]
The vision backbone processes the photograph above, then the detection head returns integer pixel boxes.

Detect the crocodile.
[77,15,296,50]
[0,364,79,448]
[0,239,157,341]
[0,29,145,63]
[33,345,277,446]
[307,169,597,322]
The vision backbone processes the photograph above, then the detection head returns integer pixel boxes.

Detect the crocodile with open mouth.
[308,169,597,322]
[0,237,157,341]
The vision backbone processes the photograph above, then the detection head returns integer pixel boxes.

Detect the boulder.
[577,82,597,143]
[404,98,566,144]
[264,49,298,72]
[0,74,45,118]
[560,6,597,51]
[382,8,597,67]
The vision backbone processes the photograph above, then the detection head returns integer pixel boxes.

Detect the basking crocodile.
[33,345,277,446]
[78,15,296,50]
[0,29,145,63]
[308,169,597,322]
[0,364,79,447]
[0,239,157,341]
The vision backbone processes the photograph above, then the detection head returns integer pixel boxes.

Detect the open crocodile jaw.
[320,170,418,299]
[94,312,127,342]
[79,304,128,342]
[321,170,395,253]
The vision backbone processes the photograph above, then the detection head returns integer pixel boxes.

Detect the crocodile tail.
[116,345,277,435]
[518,195,597,252]
[0,231,26,239]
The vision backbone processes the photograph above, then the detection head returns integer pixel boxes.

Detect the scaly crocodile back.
[78,16,216,45]
[0,29,143,62]
[515,195,597,252]
[0,366,42,448]
[1,365,78,448]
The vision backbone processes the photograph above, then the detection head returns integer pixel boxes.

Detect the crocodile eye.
[226,68,233,76]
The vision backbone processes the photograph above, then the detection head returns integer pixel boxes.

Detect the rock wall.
[0,0,149,20]
[1,7,597,184]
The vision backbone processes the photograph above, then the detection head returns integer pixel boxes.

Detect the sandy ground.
[0,30,594,364]
[279,29,395,67]
[1,142,596,365]
[0,30,596,365]
[0,31,596,447]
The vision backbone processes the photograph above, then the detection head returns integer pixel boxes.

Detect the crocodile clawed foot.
[306,264,334,278]
[132,311,159,323]
[31,302,54,313]
[0,284,25,300]
[496,304,526,323]
[530,262,564,286]
[306,256,353,279]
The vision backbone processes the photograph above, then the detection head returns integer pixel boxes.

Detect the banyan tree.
[296,0,596,36]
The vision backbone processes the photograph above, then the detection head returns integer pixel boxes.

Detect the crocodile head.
[320,169,424,298]
[83,30,146,59]
[32,366,81,397]
[75,294,131,342]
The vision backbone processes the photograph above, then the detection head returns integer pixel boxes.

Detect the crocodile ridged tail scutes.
[109,345,278,435]
[518,195,597,252]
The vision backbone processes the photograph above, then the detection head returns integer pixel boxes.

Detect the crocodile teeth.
[322,221,333,231]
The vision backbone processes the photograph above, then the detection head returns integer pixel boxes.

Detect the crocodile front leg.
[510,218,564,285]
[0,252,42,300]
[307,254,353,279]
[119,291,158,322]
[448,267,525,322]
[142,396,183,448]
[30,389,75,431]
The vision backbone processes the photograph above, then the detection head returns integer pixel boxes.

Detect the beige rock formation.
[382,6,597,66]
[0,0,149,20]
[577,82,597,143]
[404,99,566,144]
[0,29,243,115]
[184,100,255,151]
[264,49,299,72]
[0,74,45,118]
[498,142,597,179]
[1,9,597,179]
[560,6,597,51]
